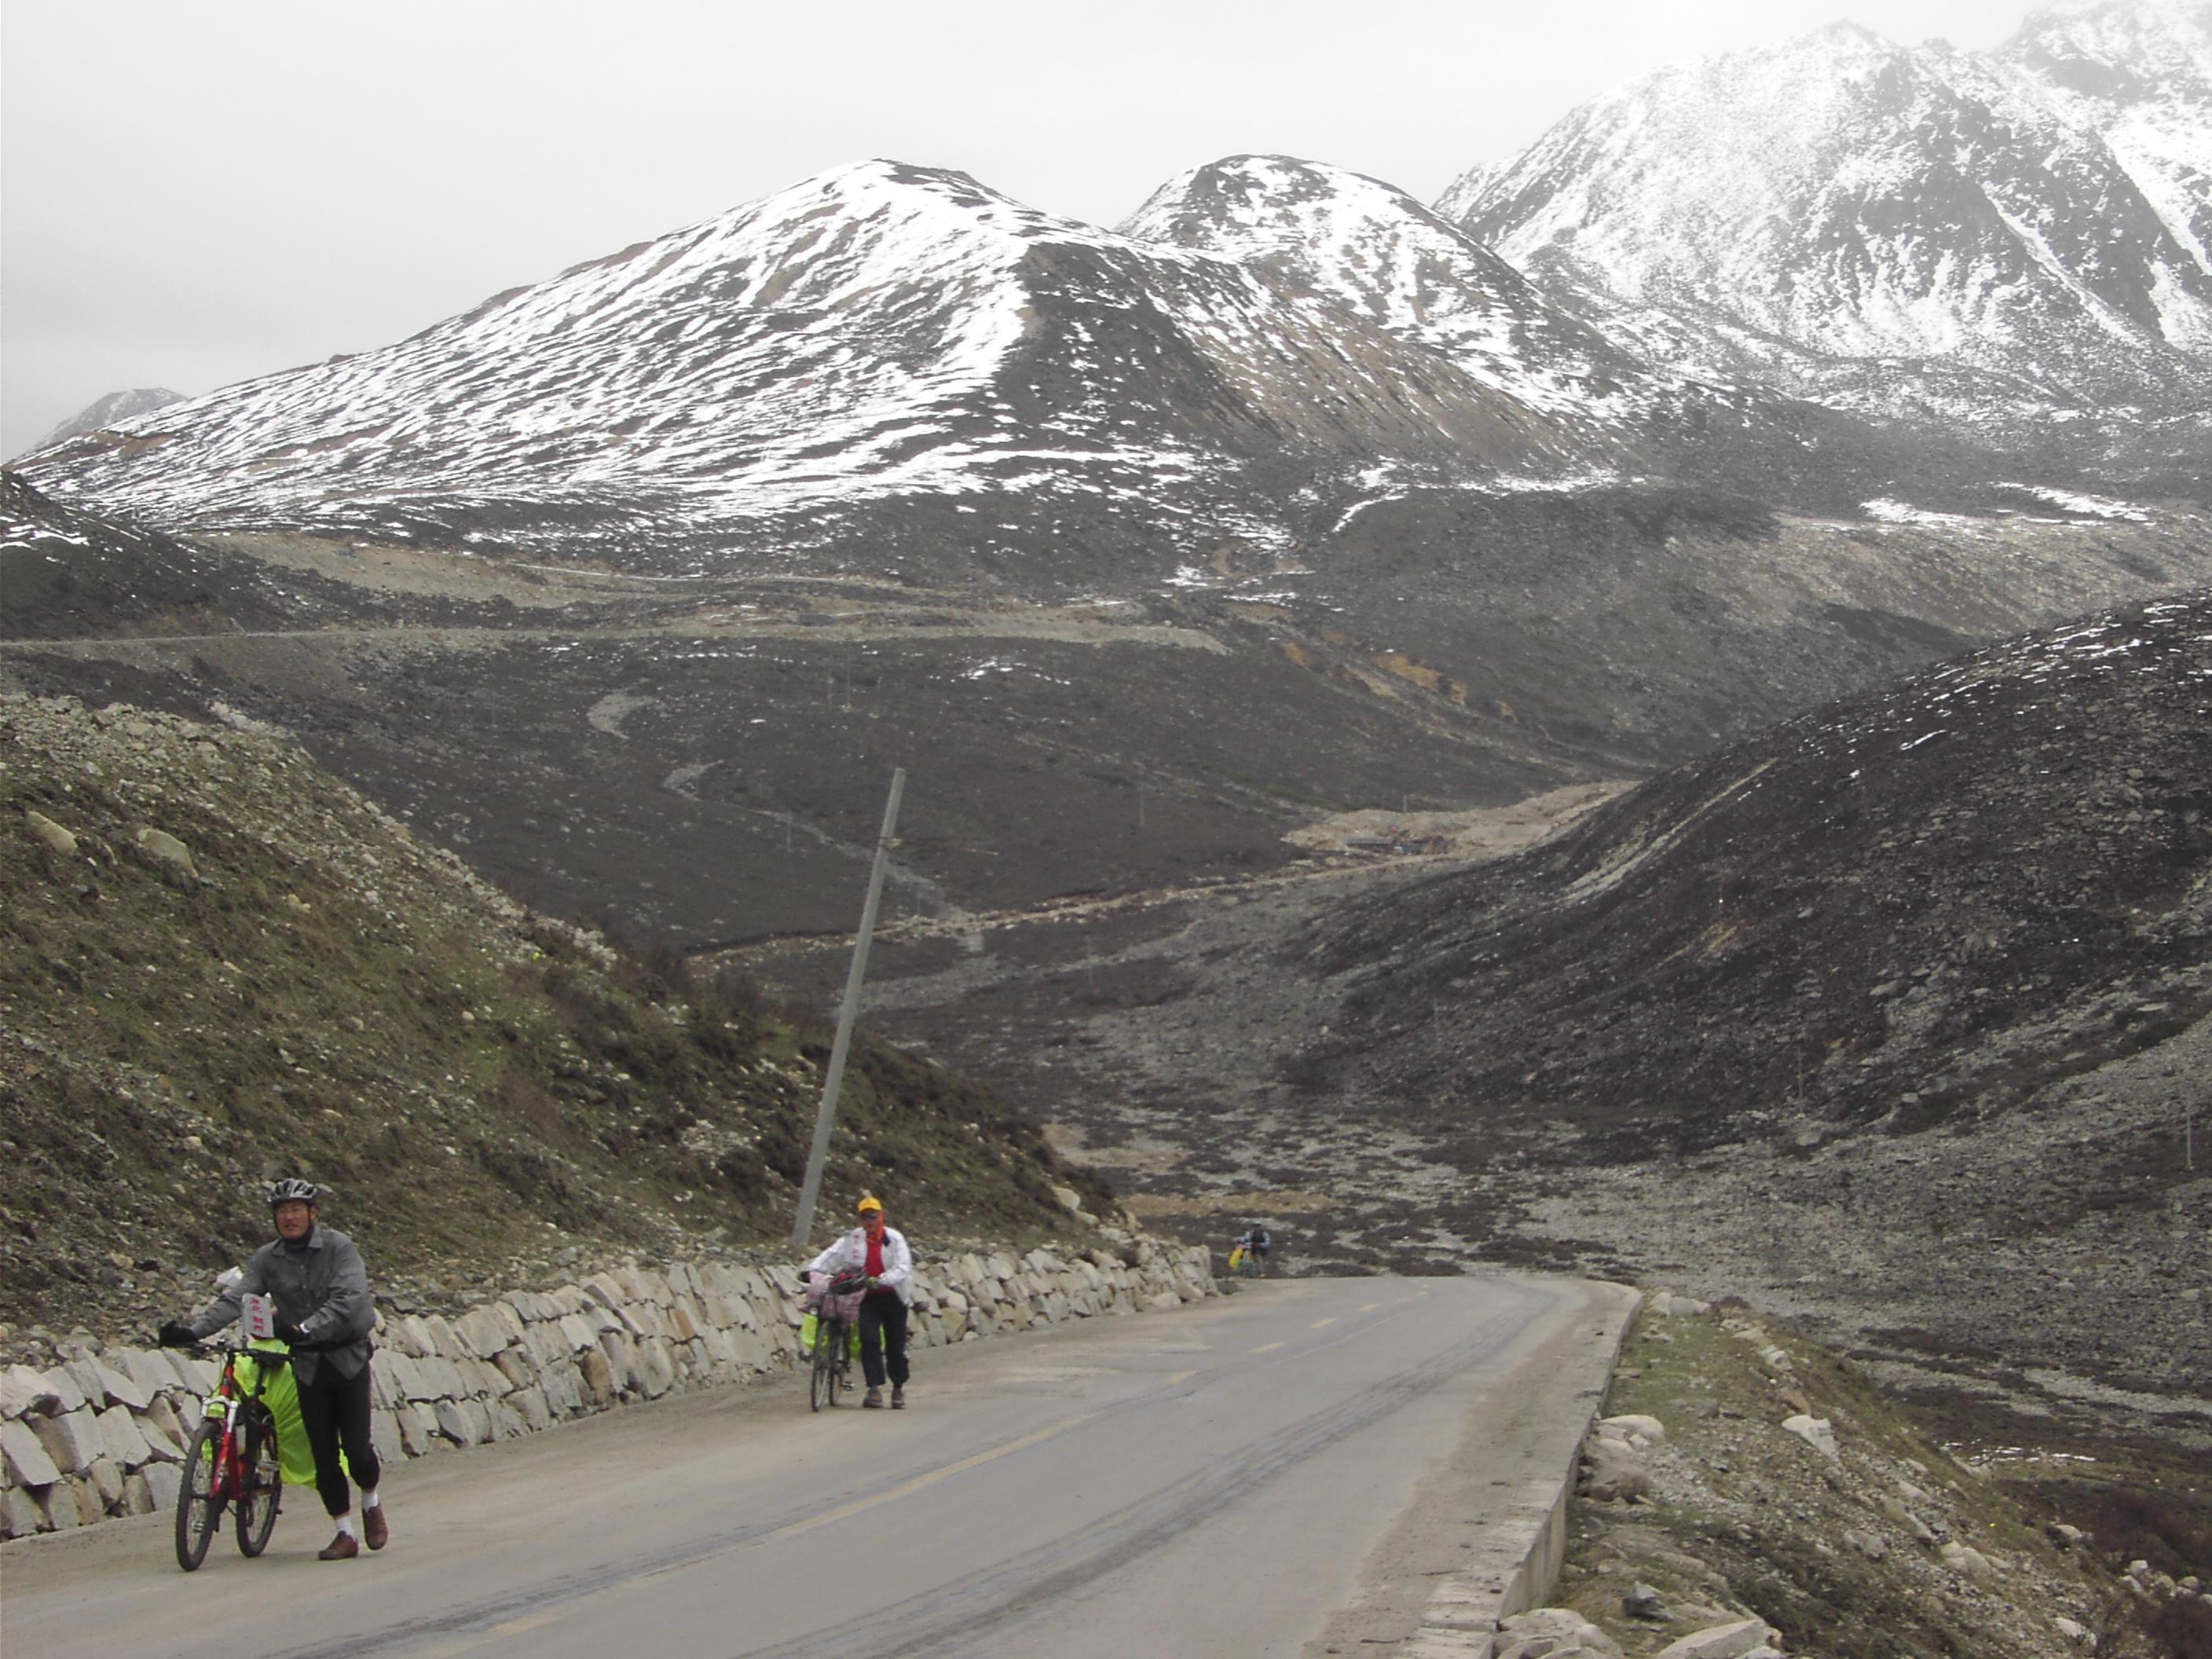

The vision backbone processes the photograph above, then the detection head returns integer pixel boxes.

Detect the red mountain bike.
[174,1343,291,1570]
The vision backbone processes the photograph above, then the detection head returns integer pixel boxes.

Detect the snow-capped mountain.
[27,387,185,456]
[19,161,1610,573]
[1441,3,2212,450]
[1121,156,1659,444]
[2006,0,2212,311]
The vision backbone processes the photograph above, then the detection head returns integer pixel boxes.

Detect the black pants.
[295,1360,380,1517]
[858,1291,909,1390]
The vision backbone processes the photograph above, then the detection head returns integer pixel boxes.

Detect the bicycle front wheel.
[809,1325,834,1412]
[174,1419,224,1571]
[233,1408,280,1557]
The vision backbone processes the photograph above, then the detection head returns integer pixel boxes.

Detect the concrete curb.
[1401,1280,1643,1658]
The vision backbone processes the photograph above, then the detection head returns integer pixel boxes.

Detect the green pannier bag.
[209,1340,341,1487]
[797,1313,861,1358]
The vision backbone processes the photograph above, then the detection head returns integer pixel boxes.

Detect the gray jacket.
[188,1225,376,1385]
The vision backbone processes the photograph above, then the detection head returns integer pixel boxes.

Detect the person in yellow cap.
[806,1195,913,1408]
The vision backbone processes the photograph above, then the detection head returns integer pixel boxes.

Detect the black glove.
[273,1317,307,1346]
[158,1320,197,1349]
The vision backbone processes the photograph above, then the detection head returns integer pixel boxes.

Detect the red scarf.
[864,1227,884,1278]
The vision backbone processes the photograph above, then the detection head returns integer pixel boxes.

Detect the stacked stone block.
[1,1234,1214,1540]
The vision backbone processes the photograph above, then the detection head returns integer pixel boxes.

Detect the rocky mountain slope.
[24,389,185,457]
[0,692,1109,1346]
[1441,2,2212,471]
[743,593,2211,1451]
[10,469,2210,943]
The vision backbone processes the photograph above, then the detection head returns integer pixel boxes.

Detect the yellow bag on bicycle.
[1227,1247,1245,1273]
[799,1310,864,1357]
[224,1342,320,1488]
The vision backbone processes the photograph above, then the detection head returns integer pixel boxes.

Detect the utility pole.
[789,767,905,1250]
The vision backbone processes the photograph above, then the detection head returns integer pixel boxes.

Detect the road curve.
[1,1275,1624,1659]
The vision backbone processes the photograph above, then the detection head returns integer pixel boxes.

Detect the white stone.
[1654,1620,1782,1659]
[432,1400,482,1446]
[1,1419,61,1486]
[0,1363,63,1418]
[86,1358,152,1411]
[397,1403,439,1457]
[87,1455,125,1511]
[93,1405,154,1470]
[1599,1412,1667,1445]
[369,1408,403,1467]
[32,1408,104,1475]
[141,1460,184,1511]
[38,1367,89,1415]
[1781,1414,1839,1459]
[454,1305,515,1359]
[116,1348,187,1398]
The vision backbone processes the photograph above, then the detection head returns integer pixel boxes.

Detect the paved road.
[1,1276,1621,1658]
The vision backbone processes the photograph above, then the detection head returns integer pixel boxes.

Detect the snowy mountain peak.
[16,156,1610,569]
[1441,2,2212,438]
[1121,155,1661,438]
[27,387,186,457]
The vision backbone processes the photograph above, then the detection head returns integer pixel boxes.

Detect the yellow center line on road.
[1251,1341,1285,1354]
[486,1608,564,1640]
[1166,1369,1199,1385]
[1357,1302,1380,1313]
[1309,1318,1337,1330]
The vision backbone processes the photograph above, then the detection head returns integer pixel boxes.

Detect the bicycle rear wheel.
[233,1408,280,1557]
[824,1319,847,1408]
[809,1324,834,1412]
[174,1419,224,1572]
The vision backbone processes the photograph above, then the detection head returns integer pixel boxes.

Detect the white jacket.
[808,1225,913,1306]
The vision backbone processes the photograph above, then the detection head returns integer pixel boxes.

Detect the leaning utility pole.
[789,767,905,1251]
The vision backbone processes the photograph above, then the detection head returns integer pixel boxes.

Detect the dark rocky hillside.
[0,694,1107,1350]
[10,470,2210,943]
[1304,592,2212,1152]
[743,594,2211,1450]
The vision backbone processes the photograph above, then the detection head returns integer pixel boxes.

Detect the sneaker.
[891,1386,906,1409]
[862,1386,884,1408]
[363,1503,389,1551]
[319,1532,360,1561]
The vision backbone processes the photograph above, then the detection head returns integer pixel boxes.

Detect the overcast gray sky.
[4,0,2049,457]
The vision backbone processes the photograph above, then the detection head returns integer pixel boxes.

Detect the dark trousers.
[858,1291,909,1390]
[295,1361,380,1517]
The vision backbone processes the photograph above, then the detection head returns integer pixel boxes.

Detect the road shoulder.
[1304,1273,1641,1657]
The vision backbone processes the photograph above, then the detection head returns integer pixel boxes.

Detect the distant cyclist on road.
[159,1179,388,1560]
[807,1195,913,1408]
[1230,1225,1272,1276]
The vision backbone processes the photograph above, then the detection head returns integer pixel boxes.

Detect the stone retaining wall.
[0,1234,1215,1540]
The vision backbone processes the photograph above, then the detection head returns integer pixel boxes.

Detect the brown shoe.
[363,1503,388,1551]
[319,1531,360,1561]
[862,1386,884,1408]
[891,1386,906,1409]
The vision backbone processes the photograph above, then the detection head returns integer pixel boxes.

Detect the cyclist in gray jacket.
[161,1179,388,1560]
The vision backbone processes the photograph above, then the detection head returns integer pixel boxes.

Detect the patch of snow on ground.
[1862,498,1985,529]
[2001,484,2153,522]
